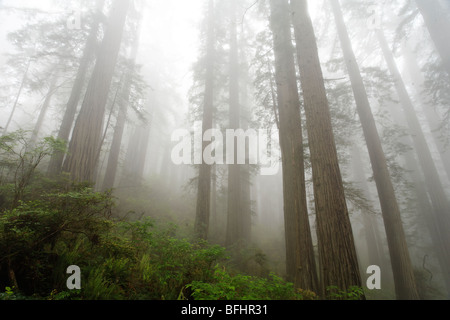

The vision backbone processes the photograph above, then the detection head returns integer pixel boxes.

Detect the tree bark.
[268,0,318,293]
[194,0,215,240]
[63,0,130,183]
[290,0,362,297]
[240,30,253,245]
[226,0,243,248]
[330,0,419,300]
[47,0,105,176]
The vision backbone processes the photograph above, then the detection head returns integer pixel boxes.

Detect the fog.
[0,0,449,301]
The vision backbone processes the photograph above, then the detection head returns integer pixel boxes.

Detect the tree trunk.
[194,0,215,241]
[290,0,362,297]
[120,111,152,189]
[400,41,450,184]
[30,74,58,146]
[268,0,318,293]
[47,0,105,176]
[240,30,253,245]
[102,13,143,191]
[415,0,450,77]
[377,29,450,297]
[63,0,130,183]
[226,0,243,248]
[330,0,419,300]
[351,144,392,286]
[2,56,32,136]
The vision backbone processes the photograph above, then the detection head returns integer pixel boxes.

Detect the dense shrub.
[186,266,318,300]
[0,189,228,300]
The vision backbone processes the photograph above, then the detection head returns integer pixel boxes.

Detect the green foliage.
[0,187,227,300]
[121,220,227,300]
[0,130,67,209]
[326,285,365,300]
[0,186,115,296]
[186,266,312,300]
[0,286,31,300]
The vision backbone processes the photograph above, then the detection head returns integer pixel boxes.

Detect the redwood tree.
[63,0,131,183]
[268,0,318,293]
[330,0,419,300]
[194,0,215,240]
[290,0,362,297]
[47,0,105,176]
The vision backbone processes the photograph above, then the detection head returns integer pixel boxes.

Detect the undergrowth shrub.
[0,190,227,300]
[186,266,317,300]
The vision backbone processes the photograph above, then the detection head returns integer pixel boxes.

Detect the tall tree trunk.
[377,29,450,297]
[400,41,450,184]
[268,0,318,293]
[47,0,105,176]
[30,74,58,146]
[226,0,243,248]
[101,13,143,191]
[290,0,362,297]
[194,0,215,240]
[391,98,450,298]
[330,0,419,300]
[351,144,391,286]
[2,56,32,136]
[240,30,253,245]
[63,0,130,183]
[120,123,148,188]
[415,0,450,77]
[210,163,217,232]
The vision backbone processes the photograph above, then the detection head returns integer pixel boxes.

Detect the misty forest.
[0,0,449,301]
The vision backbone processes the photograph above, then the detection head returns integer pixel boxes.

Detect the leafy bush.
[0,192,227,300]
[186,266,315,300]
[0,130,66,209]
[326,285,365,300]
[0,186,114,296]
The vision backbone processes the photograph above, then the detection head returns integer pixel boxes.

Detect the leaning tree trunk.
[351,144,391,286]
[290,0,362,297]
[47,0,105,176]
[330,0,419,300]
[268,0,319,293]
[415,0,450,77]
[30,73,58,147]
[63,0,130,183]
[2,56,32,136]
[194,0,215,241]
[377,28,450,296]
[400,41,450,185]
